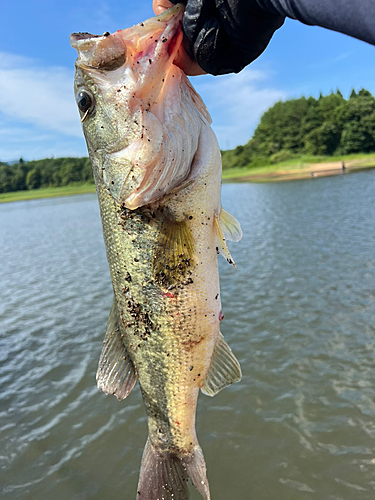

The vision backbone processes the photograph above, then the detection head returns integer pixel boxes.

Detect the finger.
[173,46,206,75]
[153,0,174,15]
[152,0,206,75]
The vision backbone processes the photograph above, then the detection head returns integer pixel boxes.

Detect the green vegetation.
[0,157,93,194]
[2,88,375,202]
[221,154,375,183]
[222,88,375,170]
[0,184,96,204]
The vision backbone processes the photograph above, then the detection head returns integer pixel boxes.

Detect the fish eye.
[76,90,94,115]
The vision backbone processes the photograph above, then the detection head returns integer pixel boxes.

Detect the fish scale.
[95,165,218,454]
[71,5,242,499]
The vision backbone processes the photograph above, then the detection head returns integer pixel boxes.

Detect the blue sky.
[1,0,375,161]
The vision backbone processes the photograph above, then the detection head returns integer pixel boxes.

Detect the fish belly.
[96,168,220,432]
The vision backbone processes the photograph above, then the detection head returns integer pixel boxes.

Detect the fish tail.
[136,438,210,500]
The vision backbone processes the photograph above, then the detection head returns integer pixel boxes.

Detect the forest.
[221,88,375,169]
[0,157,93,194]
[1,88,375,194]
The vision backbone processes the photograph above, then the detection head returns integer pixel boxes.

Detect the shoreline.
[1,160,375,204]
[222,159,375,183]
[0,184,96,204]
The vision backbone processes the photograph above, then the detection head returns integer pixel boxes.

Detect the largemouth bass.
[70,5,242,499]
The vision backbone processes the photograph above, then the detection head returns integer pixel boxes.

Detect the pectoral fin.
[153,214,195,286]
[96,299,137,400]
[214,208,242,267]
[201,332,242,397]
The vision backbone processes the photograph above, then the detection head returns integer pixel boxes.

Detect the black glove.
[170,0,285,75]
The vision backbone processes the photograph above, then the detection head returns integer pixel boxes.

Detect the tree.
[26,169,41,190]
[252,97,309,155]
[341,92,375,153]
[222,87,375,167]
[0,165,13,193]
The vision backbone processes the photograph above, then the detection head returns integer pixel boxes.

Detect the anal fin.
[96,298,137,400]
[201,332,242,397]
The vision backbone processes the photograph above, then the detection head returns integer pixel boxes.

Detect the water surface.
[1,172,375,499]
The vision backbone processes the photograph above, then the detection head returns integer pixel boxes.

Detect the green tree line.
[222,88,375,169]
[0,157,93,194]
[2,88,375,193]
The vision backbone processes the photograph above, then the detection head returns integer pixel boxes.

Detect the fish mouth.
[70,31,127,71]
[70,32,109,47]
[70,4,184,71]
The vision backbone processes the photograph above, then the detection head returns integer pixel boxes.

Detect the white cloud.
[308,51,354,70]
[193,68,285,149]
[0,120,87,162]
[0,51,285,159]
[0,51,81,138]
[329,51,354,63]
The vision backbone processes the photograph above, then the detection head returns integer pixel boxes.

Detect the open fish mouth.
[70,32,104,43]
[70,4,184,72]
[70,30,127,71]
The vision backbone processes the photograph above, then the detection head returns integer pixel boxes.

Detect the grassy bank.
[1,153,375,203]
[0,184,96,204]
[222,153,375,182]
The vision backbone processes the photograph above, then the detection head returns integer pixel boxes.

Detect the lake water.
[1,171,375,500]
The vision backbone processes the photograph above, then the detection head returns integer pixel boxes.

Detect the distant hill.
[222,88,375,170]
[2,88,375,193]
[0,157,93,194]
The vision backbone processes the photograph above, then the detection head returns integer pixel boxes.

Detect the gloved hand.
[166,0,285,75]
[155,0,375,76]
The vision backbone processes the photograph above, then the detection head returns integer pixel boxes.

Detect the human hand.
[154,0,285,75]
[153,0,206,75]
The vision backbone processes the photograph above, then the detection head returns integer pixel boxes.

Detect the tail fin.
[136,439,210,500]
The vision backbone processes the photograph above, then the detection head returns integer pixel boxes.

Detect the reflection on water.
[1,172,375,499]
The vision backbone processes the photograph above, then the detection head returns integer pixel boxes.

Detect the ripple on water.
[1,176,375,499]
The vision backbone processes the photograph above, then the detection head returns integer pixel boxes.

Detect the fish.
[70,5,242,499]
